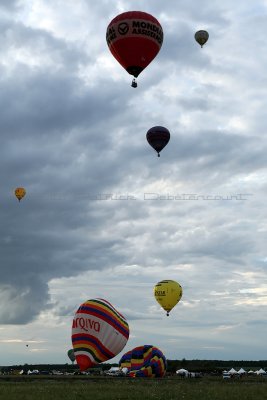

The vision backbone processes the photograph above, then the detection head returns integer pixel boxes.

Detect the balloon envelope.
[67,349,76,363]
[72,298,129,371]
[195,30,209,47]
[154,280,182,315]
[119,345,167,377]
[106,11,163,79]
[14,187,26,201]
[146,126,170,157]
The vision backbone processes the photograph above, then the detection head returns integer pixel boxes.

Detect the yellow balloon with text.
[154,280,182,316]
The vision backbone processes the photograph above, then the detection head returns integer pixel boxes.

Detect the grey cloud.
[0,0,20,12]
[122,309,161,321]
[0,281,49,324]
[166,131,267,181]
[246,320,267,327]
[54,305,77,317]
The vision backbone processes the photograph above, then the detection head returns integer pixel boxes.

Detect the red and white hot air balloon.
[72,298,130,371]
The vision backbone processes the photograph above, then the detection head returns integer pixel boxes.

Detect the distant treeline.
[1,359,267,375]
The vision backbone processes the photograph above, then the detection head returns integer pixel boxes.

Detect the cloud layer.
[0,0,266,365]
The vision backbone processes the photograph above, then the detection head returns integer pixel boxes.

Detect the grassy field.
[0,375,267,400]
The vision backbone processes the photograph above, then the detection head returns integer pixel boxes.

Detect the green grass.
[0,376,267,400]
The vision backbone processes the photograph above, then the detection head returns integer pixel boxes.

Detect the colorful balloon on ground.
[146,126,170,157]
[195,30,209,47]
[154,280,182,316]
[106,11,163,87]
[14,187,26,202]
[119,345,167,377]
[67,349,76,363]
[72,298,129,371]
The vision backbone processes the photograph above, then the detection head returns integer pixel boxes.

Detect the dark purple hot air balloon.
[194,30,209,48]
[146,126,170,157]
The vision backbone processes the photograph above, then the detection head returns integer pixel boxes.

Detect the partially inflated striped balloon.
[119,345,167,377]
[72,298,129,371]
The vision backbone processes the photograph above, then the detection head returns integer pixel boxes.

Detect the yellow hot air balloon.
[14,187,26,202]
[154,280,182,316]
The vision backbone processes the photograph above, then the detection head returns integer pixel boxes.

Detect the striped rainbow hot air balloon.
[71,298,129,371]
[119,345,167,377]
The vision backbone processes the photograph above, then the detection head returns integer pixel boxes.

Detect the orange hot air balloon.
[146,126,170,157]
[14,187,26,202]
[106,11,163,87]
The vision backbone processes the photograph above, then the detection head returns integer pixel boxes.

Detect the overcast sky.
[0,0,267,367]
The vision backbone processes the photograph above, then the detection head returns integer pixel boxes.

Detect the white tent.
[176,368,189,377]
[256,368,266,375]
[237,368,246,374]
[121,367,128,375]
[105,367,120,375]
[228,368,238,374]
[248,370,255,374]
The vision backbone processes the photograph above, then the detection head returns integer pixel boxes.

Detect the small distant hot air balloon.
[72,298,129,371]
[119,345,167,377]
[146,126,170,157]
[194,30,209,47]
[106,11,163,87]
[67,349,76,364]
[154,280,182,316]
[14,187,26,202]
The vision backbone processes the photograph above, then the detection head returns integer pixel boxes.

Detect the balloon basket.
[131,79,137,88]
